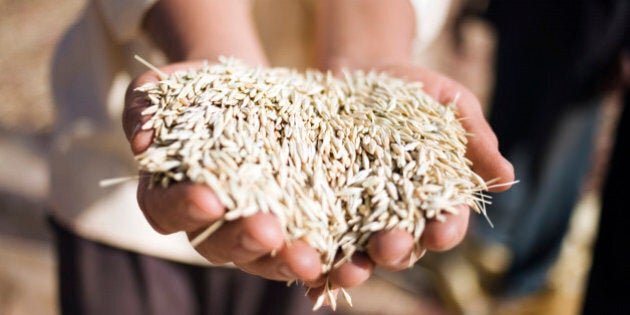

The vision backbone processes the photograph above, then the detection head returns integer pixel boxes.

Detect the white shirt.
[50,0,451,265]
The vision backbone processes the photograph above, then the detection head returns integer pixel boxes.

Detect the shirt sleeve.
[408,0,452,52]
[94,0,158,43]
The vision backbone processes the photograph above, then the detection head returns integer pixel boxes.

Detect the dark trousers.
[582,91,630,314]
[51,219,331,315]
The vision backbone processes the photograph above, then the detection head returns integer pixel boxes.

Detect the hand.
[318,61,515,284]
[123,61,375,305]
[376,63,516,189]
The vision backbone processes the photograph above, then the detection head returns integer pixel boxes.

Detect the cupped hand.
[123,61,373,303]
[319,62,515,288]
[376,64,515,189]
[310,63,513,302]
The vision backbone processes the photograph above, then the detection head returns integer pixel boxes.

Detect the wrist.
[144,0,268,67]
[182,45,269,68]
[315,0,415,72]
[322,54,413,74]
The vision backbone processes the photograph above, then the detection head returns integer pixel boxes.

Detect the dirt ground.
[0,1,85,314]
[0,1,607,314]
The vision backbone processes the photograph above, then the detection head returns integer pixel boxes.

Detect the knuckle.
[146,215,172,235]
[137,182,175,235]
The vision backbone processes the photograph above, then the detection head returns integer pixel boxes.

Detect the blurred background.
[0,0,622,314]
[1,0,84,314]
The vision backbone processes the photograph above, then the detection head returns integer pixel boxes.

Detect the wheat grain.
[135,57,493,309]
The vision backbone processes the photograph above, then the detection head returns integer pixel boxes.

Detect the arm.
[315,0,415,71]
[143,0,267,65]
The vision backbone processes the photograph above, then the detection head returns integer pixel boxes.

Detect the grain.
[135,57,492,310]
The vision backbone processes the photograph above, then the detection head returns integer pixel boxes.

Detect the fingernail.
[241,234,266,252]
[408,248,427,268]
[392,247,419,267]
[392,253,409,267]
[132,123,143,139]
[278,264,295,279]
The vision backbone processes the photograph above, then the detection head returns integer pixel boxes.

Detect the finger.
[422,205,470,251]
[367,228,418,271]
[236,239,322,282]
[192,212,284,265]
[328,252,374,288]
[454,94,514,192]
[123,60,207,154]
[137,176,225,234]
[123,86,154,154]
[422,72,514,191]
[382,66,515,191]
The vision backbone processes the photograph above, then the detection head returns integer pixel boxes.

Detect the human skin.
[124,0,514,305]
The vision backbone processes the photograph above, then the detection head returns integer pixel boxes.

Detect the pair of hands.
[123,60,514,302]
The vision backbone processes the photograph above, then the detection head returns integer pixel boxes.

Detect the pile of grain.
[135,57,489,307]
